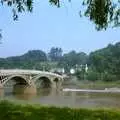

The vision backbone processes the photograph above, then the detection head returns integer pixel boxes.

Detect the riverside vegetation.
[1,42,120,81]
[0,100,120,120]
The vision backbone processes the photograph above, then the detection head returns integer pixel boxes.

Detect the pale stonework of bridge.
[0,69,64,89]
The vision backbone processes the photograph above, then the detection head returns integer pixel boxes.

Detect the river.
[0,81,120,108]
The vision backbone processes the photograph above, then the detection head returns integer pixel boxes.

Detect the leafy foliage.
[1,0,33,20]
[88,42,120,81]
[86,71,100,81]
[89,42,120,75]
[1,43,120,81]
[58,51,88,72]
[83,0,117,30]
[1,0,120,30]
[0,50,47,69]
[48,47,63,61]
[49,0,60,7]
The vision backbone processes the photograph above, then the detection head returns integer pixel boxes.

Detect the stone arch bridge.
[0,69,64,89]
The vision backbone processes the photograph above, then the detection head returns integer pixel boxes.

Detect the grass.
[0,100,120,120]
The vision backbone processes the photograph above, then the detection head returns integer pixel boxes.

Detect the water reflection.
[13,84,37,100]
[37,88,52,96]
[1,84,120,108]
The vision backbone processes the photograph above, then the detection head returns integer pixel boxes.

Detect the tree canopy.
[1,0,120,30]
[48,47,63,61]
[89,42,120,75]
[1,43,120,81]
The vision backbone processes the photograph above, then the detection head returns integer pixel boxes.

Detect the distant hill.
[0,50,48,69]
[0,49,88,70]
[6,50,47,61]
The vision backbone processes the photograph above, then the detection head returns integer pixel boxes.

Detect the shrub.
[102,73,117,81]
[86,71,100,81]
[75,70,85,80]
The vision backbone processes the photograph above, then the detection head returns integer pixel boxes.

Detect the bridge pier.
[27,75,36,87]
[51,78,63,89]
[0,83,3,88]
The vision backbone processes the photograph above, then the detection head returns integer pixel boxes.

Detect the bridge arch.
[3,75,29,86]
[33,73,63,89]
[0,69,64,89]
[53,78,59,82]
[34,76,52,88]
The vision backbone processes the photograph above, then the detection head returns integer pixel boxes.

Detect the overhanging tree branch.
[0,0,120,30]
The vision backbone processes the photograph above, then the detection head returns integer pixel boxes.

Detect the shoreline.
[63,88,120,93]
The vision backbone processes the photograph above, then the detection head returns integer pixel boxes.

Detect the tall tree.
[58,50,88,71]
[89,42,120,76]
[48,47,63,61]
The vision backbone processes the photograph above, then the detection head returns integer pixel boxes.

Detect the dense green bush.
[75,69,119,81]
[102,73,118,82]
[86,71,100,81]
[75,70,84,80]
[0,100,120,120]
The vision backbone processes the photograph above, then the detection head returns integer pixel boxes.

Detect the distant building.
[85,64,88,72]
[70,68,75,74]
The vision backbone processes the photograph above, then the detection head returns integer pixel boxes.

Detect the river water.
[0,82,120,108]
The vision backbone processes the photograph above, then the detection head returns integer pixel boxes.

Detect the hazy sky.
[0,0,120,58]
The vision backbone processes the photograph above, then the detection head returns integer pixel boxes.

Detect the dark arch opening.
[35,76,51,88]
[53,78,59,88]
[53,78,59,82]
[10,76,28,85]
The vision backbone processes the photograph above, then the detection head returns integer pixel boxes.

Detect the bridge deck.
[0,69,63,78]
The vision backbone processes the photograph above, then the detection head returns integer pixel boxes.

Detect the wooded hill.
[0,42,120,81]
